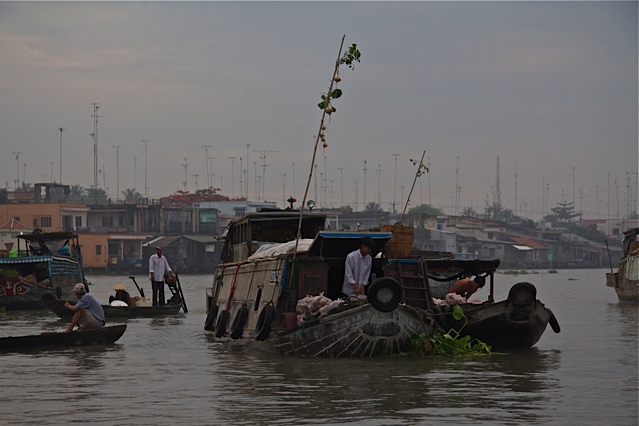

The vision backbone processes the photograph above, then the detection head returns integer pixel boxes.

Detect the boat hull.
[436,298,556,350]
[0,324,127,351]
[46,298,183,319]
[260,303,434,357]
[606,255,639,304]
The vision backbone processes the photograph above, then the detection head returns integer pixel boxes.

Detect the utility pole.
[113,145,121,200]
[229,157,236,197]
[202,145,212,188]
[181,158,189,191]
[91,103,101,190]
[12,152,22,190]
[362,160,367,209]
[392,153,399,214]
[514,163,518,216]
[239,157,243,198]
[59,127,64,184]
[455,156,460,215]
[292,162,296,198]
[50,163,53,184]
[142,140,150,197]
[338,167,344,207]
[376,163,382,206]
[254,149,278,203]
[192,174,200,190]
[246,144,250,205]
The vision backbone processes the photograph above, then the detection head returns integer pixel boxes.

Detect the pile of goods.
[432,293,482,306]
[295,293,343,326]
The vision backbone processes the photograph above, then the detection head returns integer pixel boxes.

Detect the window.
[96,245,102,255]
[12,216,20,222]
[40,216,52,228]
[75,216,82,228]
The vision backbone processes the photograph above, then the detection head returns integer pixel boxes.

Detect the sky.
[0,1,637,221]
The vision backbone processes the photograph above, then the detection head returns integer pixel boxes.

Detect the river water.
[0,269,636,425]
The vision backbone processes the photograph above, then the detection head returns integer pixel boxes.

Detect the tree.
[544,201,579,226]
[461,206,479,217]
[0,188,8,204]
[70,185,85,202]
[364,202,383,213]
[86,187,108,204]
[336,205,353,213]
[408,204,445,228]
[17,182,32,192]
[122,188,142,201]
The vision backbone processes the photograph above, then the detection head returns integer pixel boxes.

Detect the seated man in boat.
[108,282,132,306]
[64,283,105,332]
[447,275,486,300]
[341,237,375,299]
[30,240,52,256]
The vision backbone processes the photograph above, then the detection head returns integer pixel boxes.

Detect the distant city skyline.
[1,2,636,221]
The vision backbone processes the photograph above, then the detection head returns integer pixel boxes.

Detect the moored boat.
[386,258,561,350]
[0,324,127,351]
[0,230,87,310]
[45,297,184,319]
[606,228,639,303]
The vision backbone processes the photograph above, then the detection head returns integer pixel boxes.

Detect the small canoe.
[0,324,127,351]
[44,297,183,320]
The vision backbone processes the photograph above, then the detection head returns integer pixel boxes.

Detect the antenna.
[181,157,190,191]
[253,149,278,202]
[91,103,102,189]
[59,127,64,184]
[142,140,150,197]
[12,152,22,189]
[228,157,236,197]
[192,173,200,190]
[113,145,121,200]
[392,153,399,214]
[202,145,212,188]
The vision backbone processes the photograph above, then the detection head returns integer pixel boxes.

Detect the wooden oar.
[128,276,145,298]
[175,273,188,313]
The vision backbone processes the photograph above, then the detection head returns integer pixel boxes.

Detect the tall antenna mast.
[91,103,101,189]
[181,157,190,191]
[202,145,212,188]
[495,156,501,207]
[254,149,278,203]
[59,127,64,184]
[142,140,150,197]
[12,152,22,189]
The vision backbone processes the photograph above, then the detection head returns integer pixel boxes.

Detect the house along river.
[0,269,636,425]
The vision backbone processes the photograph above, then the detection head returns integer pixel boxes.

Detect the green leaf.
[452,304,464,321]
[331,89,343,99]
[318,101,326,110]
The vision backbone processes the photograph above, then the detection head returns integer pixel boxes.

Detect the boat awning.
[307,231,392,258]
[512,244,533,251]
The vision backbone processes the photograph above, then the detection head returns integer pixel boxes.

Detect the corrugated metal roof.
[511,237,547,249]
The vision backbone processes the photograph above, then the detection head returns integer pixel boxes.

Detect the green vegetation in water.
[548,269,558,274]
[409,305,492,357]
[567,277,578,281]
[499,270,540,275]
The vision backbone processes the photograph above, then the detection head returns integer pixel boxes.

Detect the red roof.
[511,236,547,249]
[0,218,29,230]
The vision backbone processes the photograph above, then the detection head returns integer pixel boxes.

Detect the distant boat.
[0,325,127,351]
[606,228,639,303]
[0,230,87,310]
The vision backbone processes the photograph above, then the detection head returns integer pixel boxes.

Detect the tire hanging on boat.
[507,282,537,307]
[204,300,219,331]
[254,305,275,341]
[215,310,230,338]
[230,305,249,339]
[366,277,403,312]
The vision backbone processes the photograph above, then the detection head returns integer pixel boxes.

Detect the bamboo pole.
[400,150,427,223]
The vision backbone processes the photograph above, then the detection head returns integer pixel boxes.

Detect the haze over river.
[0,269,636,425]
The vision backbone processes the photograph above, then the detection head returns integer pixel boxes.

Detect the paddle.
[128,276,146,298]
[175,273,188,313]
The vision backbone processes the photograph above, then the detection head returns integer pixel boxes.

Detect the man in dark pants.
[149,246,172,306]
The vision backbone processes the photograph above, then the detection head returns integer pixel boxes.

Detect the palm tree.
[364,202,383,213]
[461,206,479,217]
[18,182,32,192]
[70,185,85,202]
[122,188,141,201]
[86,187,107,204]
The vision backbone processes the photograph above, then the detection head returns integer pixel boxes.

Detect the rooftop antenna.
[228,157,236,197]
[254,149,278,203]
[181,157,189,191]
[12,151,22,190]
[132,156,138,192]
[91,103,101,190]
[113,145,121,200]
[392,153,399,214]
[142,140,150,197]
[202,145,212,188]
[59,127,64,184]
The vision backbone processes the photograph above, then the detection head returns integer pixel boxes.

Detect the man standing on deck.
[341,237,375,298]
[149,246,172,306]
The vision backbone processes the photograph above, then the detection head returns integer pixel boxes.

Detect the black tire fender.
[367,277,403,312]
[254,305,275,341]
[204,301,219,331]
[230,305,249,339]
[547,309,561,333]
[215,310,230,338]
[507,282,537,307]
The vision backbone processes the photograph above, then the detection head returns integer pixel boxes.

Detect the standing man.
[342,237,375,298]
[149,246,172,307]
[64,283,105,332]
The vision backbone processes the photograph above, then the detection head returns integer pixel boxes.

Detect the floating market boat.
[0,324,127,351]
[606,228,639,303]
[386,257,561,350]
[0,230,87,310]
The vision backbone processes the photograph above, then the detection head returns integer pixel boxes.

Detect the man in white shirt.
[341,237,375,298]
[149,246,172,306]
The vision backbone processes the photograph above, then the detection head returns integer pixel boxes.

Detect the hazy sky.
[1,1,637,220]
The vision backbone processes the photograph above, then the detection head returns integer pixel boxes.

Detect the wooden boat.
[44,295,184,319]
[606,228,639,303]
[0,230,87,310]
[0,324,127,351]
[384,258,561,350]
[203,210,436,357]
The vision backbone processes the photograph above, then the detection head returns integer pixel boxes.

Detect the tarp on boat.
[248,239,314,259]
[307,231,392,258]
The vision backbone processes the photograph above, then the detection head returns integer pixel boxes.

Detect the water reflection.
[203,340,561,425]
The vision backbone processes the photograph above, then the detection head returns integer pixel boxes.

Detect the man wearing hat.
[149,246,172,307]
[64,283,105,332]
[109,282,132,306]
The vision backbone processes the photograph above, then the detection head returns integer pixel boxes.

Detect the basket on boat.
[380,222,414,259]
